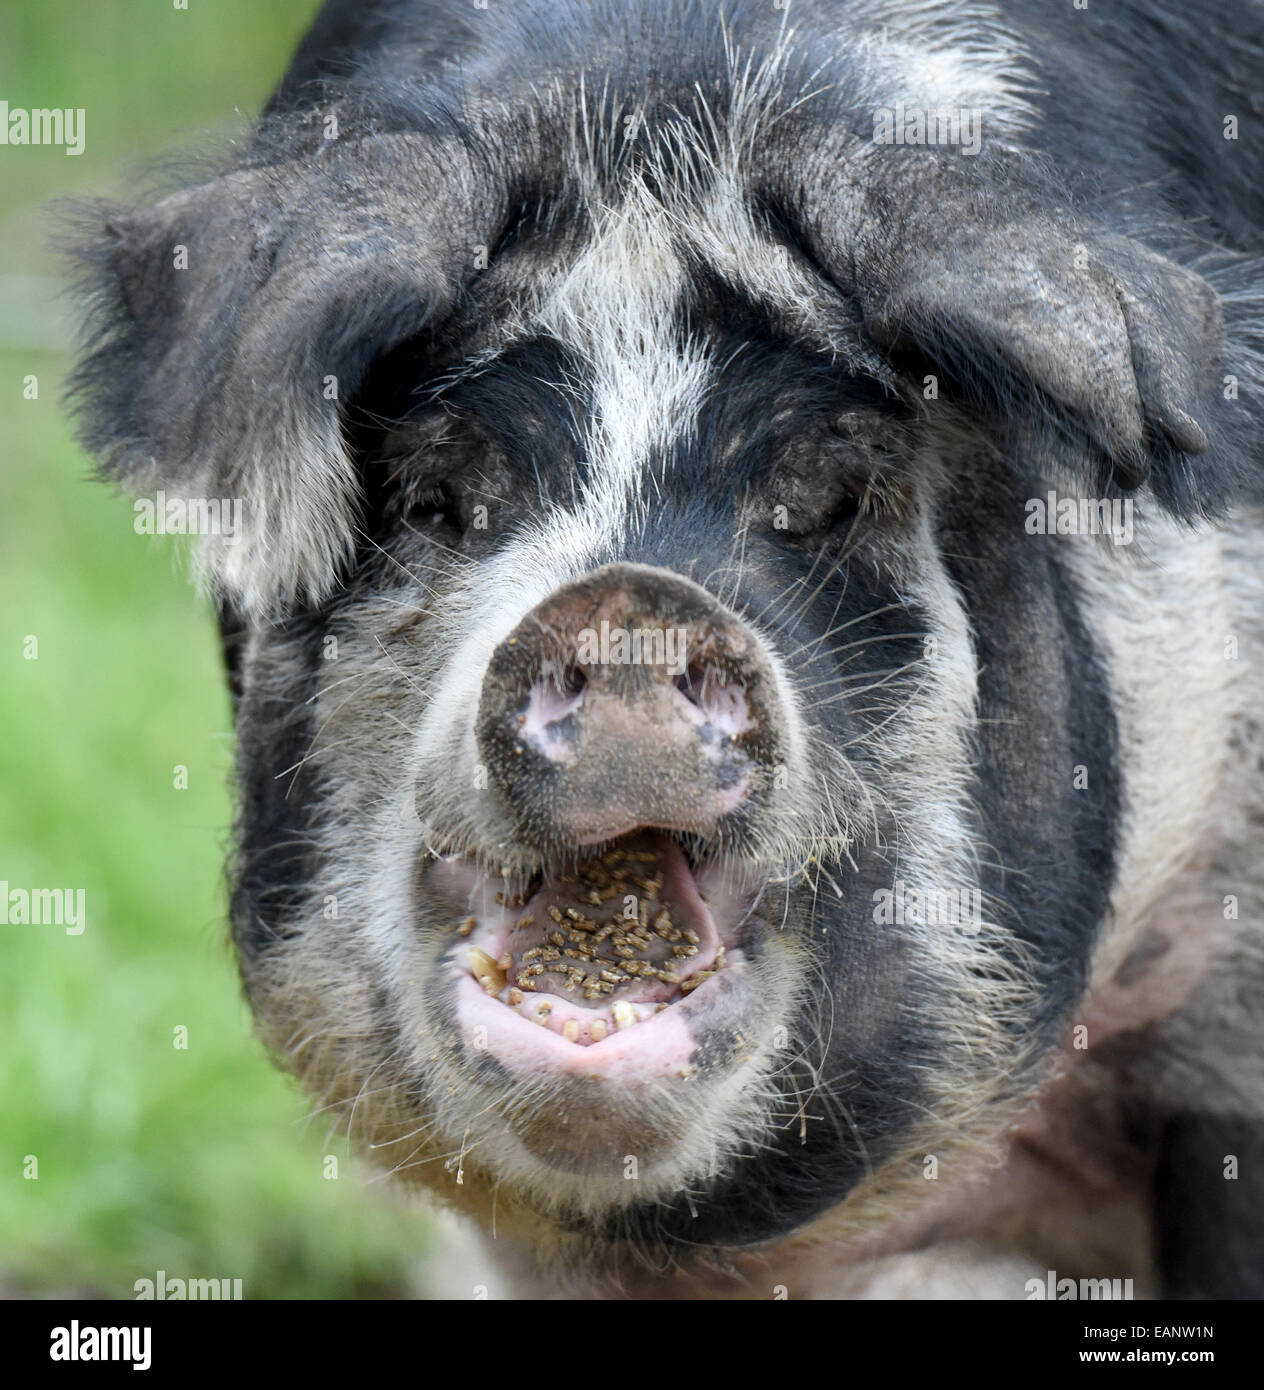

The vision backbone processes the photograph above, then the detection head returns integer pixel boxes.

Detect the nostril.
[674,661,709,708]
[675,661,755,737]
[560,663,587,698]
[532,665,587,728]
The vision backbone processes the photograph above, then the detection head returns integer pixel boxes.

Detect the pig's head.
[67,4,1241,1275]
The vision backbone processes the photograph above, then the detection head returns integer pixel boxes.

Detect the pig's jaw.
[429,831,761,1073]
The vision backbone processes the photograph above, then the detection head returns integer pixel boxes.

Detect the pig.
[65,0,1264,1297]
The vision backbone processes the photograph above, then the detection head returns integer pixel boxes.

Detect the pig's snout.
[476,562,782,845]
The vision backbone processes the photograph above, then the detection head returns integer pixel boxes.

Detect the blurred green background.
[1,1,437,1298]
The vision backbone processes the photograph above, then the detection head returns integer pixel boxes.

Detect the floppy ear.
[65,134,497,614]
[786,150,1228,509]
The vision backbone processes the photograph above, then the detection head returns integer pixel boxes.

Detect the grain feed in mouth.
[461,834,727,1043]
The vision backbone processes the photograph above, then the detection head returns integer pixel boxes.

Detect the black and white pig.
[67,0,1264,1297]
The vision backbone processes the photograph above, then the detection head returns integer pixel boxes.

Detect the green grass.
[0,3,436,1299]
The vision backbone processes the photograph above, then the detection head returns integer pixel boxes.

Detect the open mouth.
[428,830,756,1071]
[472,832,725,1043]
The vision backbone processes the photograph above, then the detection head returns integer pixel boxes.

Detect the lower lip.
[453,971,735,1080]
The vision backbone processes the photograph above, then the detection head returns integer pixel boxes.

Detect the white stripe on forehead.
[445,0,1038,533]
[527,175,711,563]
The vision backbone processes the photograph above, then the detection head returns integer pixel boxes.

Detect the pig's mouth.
[474,833,726,1040]
[428,830,759,1073]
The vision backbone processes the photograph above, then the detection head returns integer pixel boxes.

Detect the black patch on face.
[227,609,329,970]
[1155,1112,1264,1297]
[344,335,592,582]
[938,459,1121,1042]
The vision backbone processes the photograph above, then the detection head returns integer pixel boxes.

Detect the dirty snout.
[476,563,782,848]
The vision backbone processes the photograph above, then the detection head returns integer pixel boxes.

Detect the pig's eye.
[365,414,507,542]
[774,477,864,538]
[766,434,873,538]
[818,474,867,533]
[765,407,914,540]
[373,444,466,537]
[408,481,462,533]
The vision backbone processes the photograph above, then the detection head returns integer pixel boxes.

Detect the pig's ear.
[790,154,1231,514]
[64,135,489,615]
[855,217,1225,501]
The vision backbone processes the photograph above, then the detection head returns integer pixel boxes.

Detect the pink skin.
[520,667,756,766]
[453,973,716,1080]
[520,674,585,764]
[681,667,757,738]
[429,842,757,1079]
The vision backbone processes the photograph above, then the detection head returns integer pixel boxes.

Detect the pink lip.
[452,970,735,1080]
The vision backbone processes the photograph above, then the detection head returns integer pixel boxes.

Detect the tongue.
[507,833,711,1005]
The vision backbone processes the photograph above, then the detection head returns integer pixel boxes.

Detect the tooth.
[590,1018,608,1042]
[507,987,524,1006]
[562,1019,580,1042]
[612,1001,636,1031]
[468,948,505,995]
[456,916,477,937]
[497,953,513,972]
[535,1001,552,1022]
